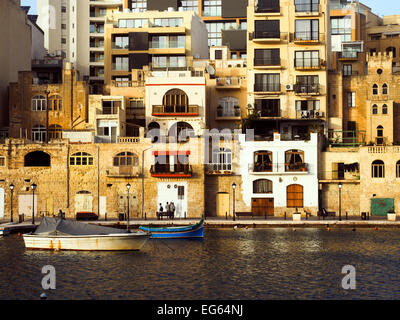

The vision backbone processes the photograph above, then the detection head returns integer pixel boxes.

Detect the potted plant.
[234,105,240,117]
[292,208,301,221]
[387,209,396,221]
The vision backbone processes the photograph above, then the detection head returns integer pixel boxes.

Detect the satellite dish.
[205,65,215,76]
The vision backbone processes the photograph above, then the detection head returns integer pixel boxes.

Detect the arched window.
[218,97,240,117]
[285,149,305,171]
[382,104,388,115]
[372,104,378,114]
[113,152,138,167]
[148,122,161,143]
[372,84,378,95]
[70,152,93,166]
[386,47,396,58]
[382,83,388,95]
[168,122,194,142]
[253,179,273,194]
[32,95,46,111]
[24,151,51,167]
[254,150,272,172]
[31,125,46,142]
[162,89,189,113]
[372,160,385,178]
[211,148,232,171]
[48,124,62,140]
[48,95,62,111]
[396,160,400,178]
[287,184,304,208]
[377,125,384,137]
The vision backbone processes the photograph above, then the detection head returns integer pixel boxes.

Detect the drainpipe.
[66,143,70,209]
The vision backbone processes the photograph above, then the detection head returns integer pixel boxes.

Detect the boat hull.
[144,225,204,239]
[23,233,150,251]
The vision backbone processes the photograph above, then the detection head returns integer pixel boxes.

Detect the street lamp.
[31,183,37,225]
[9,183,14,223]
[126,183,131,232]
[338,182,342,221]
[232,183,236,221]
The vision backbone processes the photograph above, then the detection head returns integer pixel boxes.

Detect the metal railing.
[328,130,366,147]
[294,58,321,69]
[294,32,319,41]
[97,106,119,115]
[150,165,192,176]
[254,83,281,92]
[249,163,309,173]
[206,164,232,173]
[294,84,320,94]
[216,77,242,87]
[254,58,281,66]
[152,105,199,115]
[216,108,241,118]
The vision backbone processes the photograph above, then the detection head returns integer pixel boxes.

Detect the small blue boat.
[139,217,204,239]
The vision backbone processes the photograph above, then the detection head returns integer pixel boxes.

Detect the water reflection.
[1,228,400,299]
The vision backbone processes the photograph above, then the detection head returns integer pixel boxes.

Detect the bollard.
[284,212,286,220]
[105,212,107,221]
[145,212,147,221]
[346,212,348,220]
[226,212,228,220]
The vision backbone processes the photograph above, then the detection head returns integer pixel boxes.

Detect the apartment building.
[124,0,248,56]
[37,0,123,93]
[246,0,329,142]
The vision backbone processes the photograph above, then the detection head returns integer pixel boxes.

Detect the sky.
[19,0,400,18]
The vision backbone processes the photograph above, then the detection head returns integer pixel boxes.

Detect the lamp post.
[232,183,236,221]
[126,183,131,232]
[31,183,37,225]
[141,146,153,219]
[338,182,342,221]
[9,183,14,223]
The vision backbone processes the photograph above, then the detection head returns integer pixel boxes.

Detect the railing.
[150,41,185,49]
[339,51,359,59]
[294,58,321,69]
[152,105,199,116]
[112,63,129,71]
[294,84,320,94]
[206,164,232,174]
[150,165,192,176]
[97,106,119,115]
[253,31,285,40]
[118,137,140,143]
[328,130,366,147]
[255,5,280,13]
[296,109,324,119]
[216,108,241,118]
[294,32,320,42]
[111,80,145,87]
[249,163,309,173]
[254,109,280,117]
[94,136,117,143]
[112,43,129,50]
[126,108,145,117]
[254,58,281,66]
[106,166,140,177]
[254,83,281,92]
[295,3,319,12]
[216,77,242,88]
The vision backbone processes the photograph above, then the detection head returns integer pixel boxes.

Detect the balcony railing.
[255,4,280,13]
[294,32,320,42]
[338,51,359,60]
[106,166,140,178]
[206,164,232,175]
[150,165,192,177]
[249,163,273,173]
[248,163,309,173]
[112,63,129,71]
[97,106,119,115]
[295,3,319,12]
[328,130,366,147]
[94,135,117,143]
[216,77,242,88]
[254,108,280,117]
[216,108,241,118]
[294,84,320,95]
[152,105,199,116]
[296,109,325,119]
[111,80,145,87]
[294,58,321,69]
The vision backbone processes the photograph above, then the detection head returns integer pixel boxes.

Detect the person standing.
[169,202,176,219]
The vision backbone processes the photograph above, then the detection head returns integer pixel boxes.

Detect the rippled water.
[1,228,400,300]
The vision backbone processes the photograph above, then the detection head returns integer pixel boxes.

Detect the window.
[255,20,280,39]
[254,151,272,172]
[206,22,236,46]
[113,56,129,71]
[287,184,304,208]
[24,151,50,167]
[48,95,62,111]
[296,75,319,94]
[382,104,388,114]
[347,92,356,108]
[70,152,94,166]
[61,6,67,13]
[218,97,239,117]
[343,64,352,76]
[382,83,388,95]
[32,95,47,111]
[254,74,280,92]
[372,160,385,178]
[0,157,5,167]
[48,125,62,140]
[372,104,378,114]
[255,99,280,117]
[211,148,232,171]
[128,0,147,10]
[295,100,320,114]
[215,50,222,60]
[150,35,185,49]
[31,125,46,142]
[152,56,186,69]
[154,18,183,27]
[295,19,319,41]
[295,0,319,12]
[163,89,189,113]
[373,84,378,95]
[331,17,352,43]
[113,36,129,49]
[113,152,138,167]
[253,179,273,194]
[295,51,320,68]
[285,150,305,171]
[396,160,400,178]
[181,0,198,14]
[203,0,221,16]
[254,49,280,66]
[118,19,148,28]
[255,0,280,13]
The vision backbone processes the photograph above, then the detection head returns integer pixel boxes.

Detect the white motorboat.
[23,217,150,251]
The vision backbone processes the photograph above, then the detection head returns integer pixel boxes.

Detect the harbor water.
[1,227,400,300]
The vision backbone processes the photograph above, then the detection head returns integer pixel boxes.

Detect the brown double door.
[252,198,274,216]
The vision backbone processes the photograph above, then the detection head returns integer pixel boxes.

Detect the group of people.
[159,202,176,216]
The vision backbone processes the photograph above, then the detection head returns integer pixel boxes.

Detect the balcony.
[248,163,309,174]
[294,84,320,95]
[112,63,129,71]
[150,165,193,178]
[328,130,366,147]
[255,2,280,14]
[118,137,140,143]
[338,51,359,61]
[254,108,281,118]
[106,166,140,178]
[294,58,322,70]
[205,164,232,175]
[216,107,241,120]
[254,84,281,94]
[216,77,242,90]
[251,32,287,43]
[254,58,281,68]
[94,135,117,143]
[296,109,325,119]
[294,3,321,16]
[152,105,199,117]
[111,80,145,87]
[97,106,119,115]
[293,32,322,44]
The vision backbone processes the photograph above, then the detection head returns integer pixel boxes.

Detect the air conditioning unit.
[315,111,324,118]
[301,110,310,118]
[286,84,294,91]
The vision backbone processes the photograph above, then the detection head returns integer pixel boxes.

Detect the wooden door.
[251,198,274,216]
[287,184,304,208]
